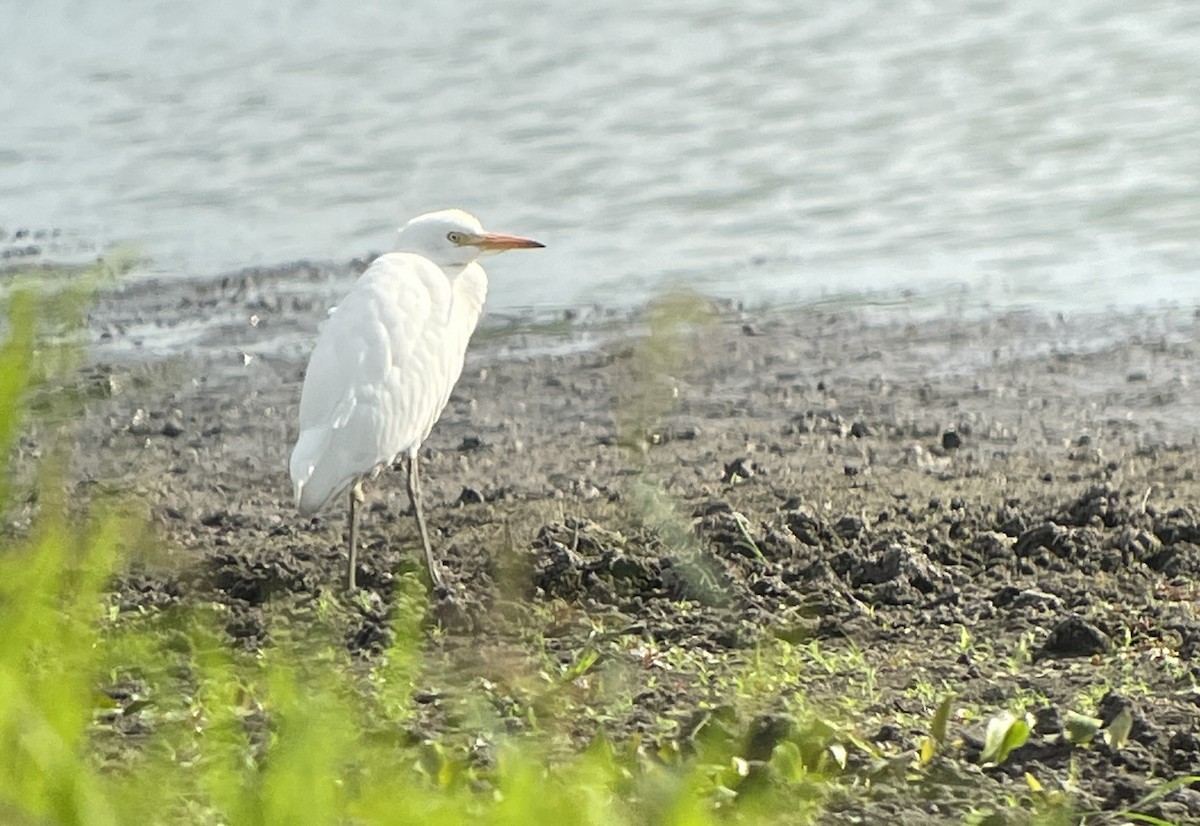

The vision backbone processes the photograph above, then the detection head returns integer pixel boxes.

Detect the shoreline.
[73,256,1200,372]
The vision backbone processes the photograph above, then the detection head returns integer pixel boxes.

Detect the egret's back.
[290,253,487,514]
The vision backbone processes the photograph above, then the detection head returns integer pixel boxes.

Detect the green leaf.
[1103,707,1133,751]
[770,739,805,783]
[1123,815,1179,826]
[931,694,954,745]
[980,711,1032,765]
[827,743,847,770]
[562,646,601,682]
[1064,711,1103,745]
[918,736,936,766]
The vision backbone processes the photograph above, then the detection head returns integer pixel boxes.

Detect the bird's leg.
[405,454,444,588]
[347,480,364,590]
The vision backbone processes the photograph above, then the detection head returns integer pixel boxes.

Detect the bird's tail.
[290,427,347,515]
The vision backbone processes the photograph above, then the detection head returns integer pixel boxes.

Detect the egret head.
[396,209,544,269]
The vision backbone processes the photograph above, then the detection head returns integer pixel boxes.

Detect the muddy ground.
[32,265,1200,821]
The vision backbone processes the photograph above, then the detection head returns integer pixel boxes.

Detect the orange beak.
[473,232,545,251]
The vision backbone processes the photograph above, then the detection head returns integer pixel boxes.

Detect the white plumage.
[289,209,543,589]
[290,252,485,514]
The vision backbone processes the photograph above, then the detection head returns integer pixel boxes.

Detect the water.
[4,0,1200,317]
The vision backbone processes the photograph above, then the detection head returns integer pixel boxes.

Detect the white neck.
[452,262,489,326]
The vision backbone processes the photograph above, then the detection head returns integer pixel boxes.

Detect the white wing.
[289,253,483,514]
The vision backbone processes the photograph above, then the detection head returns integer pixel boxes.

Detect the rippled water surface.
[4,0,1199,315]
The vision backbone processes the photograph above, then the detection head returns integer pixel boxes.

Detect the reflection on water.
[3,0,1199,316]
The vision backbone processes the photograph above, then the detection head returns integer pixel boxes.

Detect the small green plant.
[956,624,975,654]
[916,693,955,766]
[1102,707,1133,751]
[1006,630,1038,674]
[979,710,1033,766]
[729,512,764,561]
[1062,710,1104,746]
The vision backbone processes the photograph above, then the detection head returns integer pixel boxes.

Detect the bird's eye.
[447,231,464,244]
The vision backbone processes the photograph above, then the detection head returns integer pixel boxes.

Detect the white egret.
[289,209,544,589]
